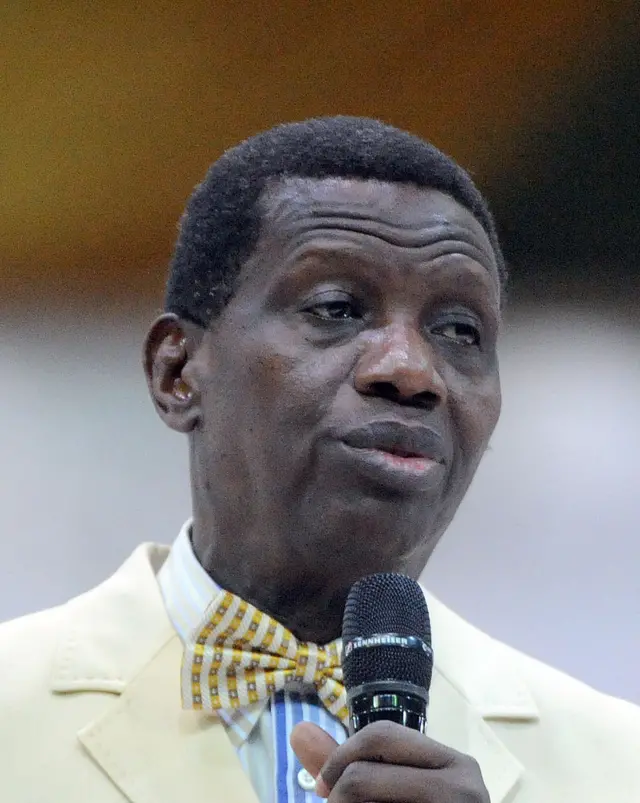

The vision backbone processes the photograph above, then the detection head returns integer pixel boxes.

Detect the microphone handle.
[347,684,428,735]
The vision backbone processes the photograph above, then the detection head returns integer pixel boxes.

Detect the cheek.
[225,336,346,434]
[449,373,502,466]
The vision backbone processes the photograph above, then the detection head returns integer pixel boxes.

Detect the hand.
[290,720,489,802]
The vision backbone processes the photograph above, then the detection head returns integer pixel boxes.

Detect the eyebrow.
[277,242,500,304]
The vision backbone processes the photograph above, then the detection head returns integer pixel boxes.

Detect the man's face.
[183,178,501,581]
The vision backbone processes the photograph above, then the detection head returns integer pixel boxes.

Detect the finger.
[290,721,339,797]
[326,762,464,803]
[320,721,459,791]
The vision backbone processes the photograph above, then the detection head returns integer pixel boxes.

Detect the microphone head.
[341,572,433,692]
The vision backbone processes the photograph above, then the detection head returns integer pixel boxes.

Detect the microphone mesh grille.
[342,572,433,690]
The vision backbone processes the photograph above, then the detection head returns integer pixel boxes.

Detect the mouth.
[337,421,448,491]
[341,420,446,462]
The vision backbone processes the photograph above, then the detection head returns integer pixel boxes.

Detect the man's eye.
[305,300,361,321]
[433,321,480,346]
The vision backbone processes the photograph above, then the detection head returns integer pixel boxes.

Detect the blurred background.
[2,3,639,704]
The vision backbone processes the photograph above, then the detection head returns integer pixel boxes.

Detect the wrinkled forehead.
[257,176,500,287]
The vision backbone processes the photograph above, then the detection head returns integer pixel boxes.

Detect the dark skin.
[145,177,501,801]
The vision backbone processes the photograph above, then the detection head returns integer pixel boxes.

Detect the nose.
[354,321,447,408]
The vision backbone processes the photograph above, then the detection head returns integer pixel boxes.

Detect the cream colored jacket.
[0,543,638,803]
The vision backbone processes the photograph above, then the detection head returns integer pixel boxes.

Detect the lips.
[340,420,447,463]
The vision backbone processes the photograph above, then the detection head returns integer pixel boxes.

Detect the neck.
[191,521,349,643]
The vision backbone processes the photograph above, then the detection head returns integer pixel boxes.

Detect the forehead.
[257,177,498,277]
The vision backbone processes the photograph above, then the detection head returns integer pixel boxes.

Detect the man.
[0,116,638,803]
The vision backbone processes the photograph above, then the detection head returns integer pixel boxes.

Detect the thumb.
[290,721,338,798]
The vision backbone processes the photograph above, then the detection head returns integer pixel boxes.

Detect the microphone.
[341,572,433,735]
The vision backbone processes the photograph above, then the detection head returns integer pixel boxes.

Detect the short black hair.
[165,116,506,326]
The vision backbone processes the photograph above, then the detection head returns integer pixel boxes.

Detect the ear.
[143,313,203,434]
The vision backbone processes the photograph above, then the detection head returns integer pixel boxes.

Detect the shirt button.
[297,767,316,792]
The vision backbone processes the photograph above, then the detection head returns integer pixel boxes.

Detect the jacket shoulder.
[501,632,640,735]
[0,602,71,701]
[0,545,175,802]
[0,542,172,706]
[445,601,640,747]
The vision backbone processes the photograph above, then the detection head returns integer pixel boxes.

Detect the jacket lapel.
[51,544,257,803]
[78,635,257,803]
[426,592,540,803]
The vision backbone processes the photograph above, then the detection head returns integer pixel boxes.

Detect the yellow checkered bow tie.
[181,589,349,726]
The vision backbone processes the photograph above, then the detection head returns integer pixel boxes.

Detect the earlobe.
[143,314,202,433]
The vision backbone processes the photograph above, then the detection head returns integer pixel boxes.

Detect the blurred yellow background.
[4,1,638,306]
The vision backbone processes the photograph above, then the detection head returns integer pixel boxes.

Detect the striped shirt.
[157,521,347,803]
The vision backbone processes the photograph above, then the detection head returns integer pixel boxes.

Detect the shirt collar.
[156,519,219,644]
